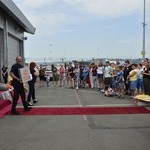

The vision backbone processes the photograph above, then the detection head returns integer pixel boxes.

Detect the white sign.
[19,67,32,83]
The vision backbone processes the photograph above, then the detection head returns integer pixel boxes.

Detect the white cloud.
[64,0,150,19]
[21,0,56,8]
[12,0,150,59]
[13,0,150,29]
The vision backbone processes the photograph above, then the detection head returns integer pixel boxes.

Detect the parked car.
[45,66,53,81]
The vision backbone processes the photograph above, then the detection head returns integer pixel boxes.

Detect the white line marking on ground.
[17,104,136,108]
[17,105,80,108]
[74,90,82,107]
[86,104,136,107]
[74,90,87,121]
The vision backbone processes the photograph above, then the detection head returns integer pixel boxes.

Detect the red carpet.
[10,106,150,115]
[0,99,22,119]
[0,100,12,118]
[0,100,11,111]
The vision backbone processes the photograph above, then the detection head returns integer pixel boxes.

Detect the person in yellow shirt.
[127,64,138,98]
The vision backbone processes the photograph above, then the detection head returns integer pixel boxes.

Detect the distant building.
[0,0,35,82]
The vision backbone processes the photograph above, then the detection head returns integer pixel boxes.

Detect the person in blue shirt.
[116,66,125,98]
[82,65,89,88]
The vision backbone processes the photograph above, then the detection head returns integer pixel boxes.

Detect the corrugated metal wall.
[0,1,34,82]
[0,29,4,82]
[8,35,20,70]
[0,9,24,82]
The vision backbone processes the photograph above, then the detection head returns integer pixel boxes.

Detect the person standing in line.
[46,74,50,87]
[10,56,32,115]
[142,58,150,95]
[82,65,89,88]
[74,63,80,90]
[68,62,75,88]
[27,62,38,106]
[127,64,138,98]
[137,63,144,95]
[111,62,119,95]
[97,61,104,90]
[91,63,98,89]
[2,64,8,84]
[104,61,113,91]
[64,63,69,88]
[89,63,93,89]
[39,64,45,87]
[79,64,84,88]
[123,60,132,95]
[52,64,58,87]
[116,66,125,99]
[59,65,65,87]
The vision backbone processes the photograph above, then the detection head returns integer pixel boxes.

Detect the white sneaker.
[100,89,105,93]
[76,87,79,90]
[28,102,33,106]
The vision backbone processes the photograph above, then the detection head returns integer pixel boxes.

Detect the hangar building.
[0,0,35,82]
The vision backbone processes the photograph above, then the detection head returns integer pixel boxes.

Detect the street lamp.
[141,0,147,59]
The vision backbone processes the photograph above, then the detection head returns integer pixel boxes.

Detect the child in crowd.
[46,74,50,87]
[104,86,115,97]
[116,66,125,99]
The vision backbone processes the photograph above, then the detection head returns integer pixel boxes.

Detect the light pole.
[142,0,146,59]
[60,52,65,65]
[50,44,52,63]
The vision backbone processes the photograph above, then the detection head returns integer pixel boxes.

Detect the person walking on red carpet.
[10,56,32,115]
[27,62,38,106]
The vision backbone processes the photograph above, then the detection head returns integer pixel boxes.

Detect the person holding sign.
[10,56,32,115]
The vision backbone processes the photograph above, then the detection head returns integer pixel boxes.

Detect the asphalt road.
[0,85,150,150]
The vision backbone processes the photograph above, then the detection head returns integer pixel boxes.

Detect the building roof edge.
[0,0,36,34]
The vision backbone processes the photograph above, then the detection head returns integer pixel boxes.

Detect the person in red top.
[59,65,65,87]
[91,63,98,89]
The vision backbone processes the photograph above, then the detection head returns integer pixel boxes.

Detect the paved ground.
[0,85,150,150]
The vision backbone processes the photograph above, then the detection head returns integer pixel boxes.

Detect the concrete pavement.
[0,85,150,150]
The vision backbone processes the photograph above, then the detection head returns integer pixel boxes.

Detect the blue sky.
[13,0,150,62]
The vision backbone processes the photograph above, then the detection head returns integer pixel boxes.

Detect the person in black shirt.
[143,58,150,95]
[27,62,38,105]
[68,63,74,88]
[10,56,32,115]
[123,60,132,95]
[1,64,8,84]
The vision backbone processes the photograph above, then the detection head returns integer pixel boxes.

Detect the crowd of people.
[36,58,150,99]
[1,57,150,114]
